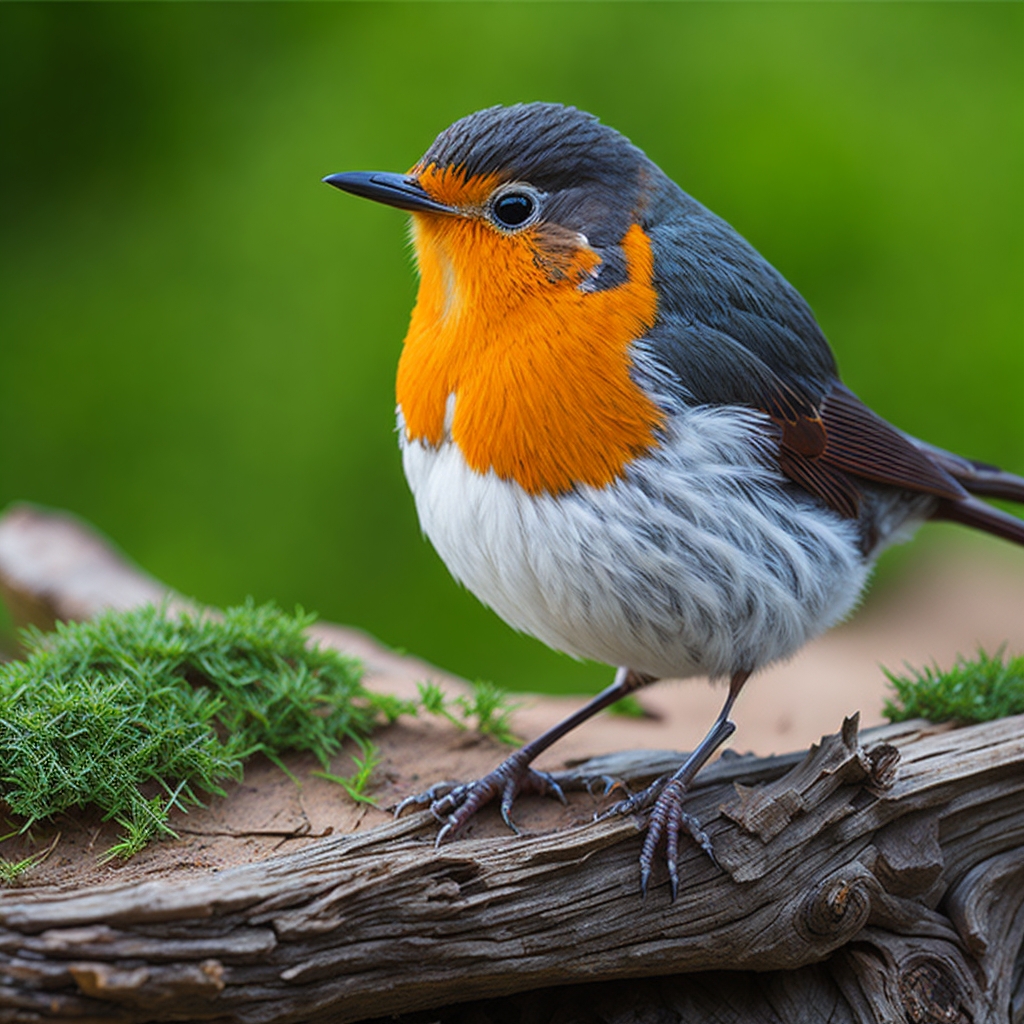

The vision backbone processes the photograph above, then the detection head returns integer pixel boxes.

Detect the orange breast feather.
[396,179,663,496]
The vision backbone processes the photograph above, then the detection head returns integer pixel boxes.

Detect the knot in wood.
[802,873,871,938]
[899,956,971,1024]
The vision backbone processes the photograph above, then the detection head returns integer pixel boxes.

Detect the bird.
[324,103,1024,897]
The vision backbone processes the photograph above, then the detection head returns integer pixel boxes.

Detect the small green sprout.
[607,694,647,718]
[0,831,61,885]
[313,740,382,806]
[0,855,40,886]
[417,680,467,730]
[416,679,520,743]
[372,692,419,725]
[455,680,521,745]
[883,648,1024,724]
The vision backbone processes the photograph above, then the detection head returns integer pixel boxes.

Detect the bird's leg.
[609,668,751,899]
[395,666,656,844]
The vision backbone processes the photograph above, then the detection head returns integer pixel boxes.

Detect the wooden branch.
[0,503,1022,1023]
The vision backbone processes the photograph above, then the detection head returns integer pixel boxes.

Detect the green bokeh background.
[1,3,1021,693]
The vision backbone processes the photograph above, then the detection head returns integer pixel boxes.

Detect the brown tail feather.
[955,466,1024,504]
[933,495,1024,546]
[912,439,1024,504]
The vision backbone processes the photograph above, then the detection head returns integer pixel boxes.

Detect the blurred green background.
[1,3,1021,693]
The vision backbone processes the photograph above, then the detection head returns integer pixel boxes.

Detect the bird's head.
[325,103,664,310]
[324,104,669,496]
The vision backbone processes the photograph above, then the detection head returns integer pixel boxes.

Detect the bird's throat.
[397,218,664,496]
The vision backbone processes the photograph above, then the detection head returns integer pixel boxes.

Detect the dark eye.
[491,191,537,229]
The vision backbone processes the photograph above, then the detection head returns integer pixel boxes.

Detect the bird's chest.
[395,222,665,498]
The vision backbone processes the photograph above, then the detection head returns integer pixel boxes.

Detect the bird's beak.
[322,171,458,216]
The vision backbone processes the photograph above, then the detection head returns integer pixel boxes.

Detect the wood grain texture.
[0,504,1022,1024]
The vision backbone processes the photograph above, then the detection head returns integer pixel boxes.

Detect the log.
[0,503,1022,1024]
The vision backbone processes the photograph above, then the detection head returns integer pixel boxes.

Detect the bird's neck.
[396,218,664,496]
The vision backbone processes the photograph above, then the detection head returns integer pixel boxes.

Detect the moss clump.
[0,601,394,858]
[883,648,1024,725]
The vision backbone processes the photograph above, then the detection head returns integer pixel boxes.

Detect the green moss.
[883,649,1024,724]
[0,601,524,861]
[0,601,376,857]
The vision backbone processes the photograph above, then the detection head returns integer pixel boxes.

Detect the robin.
[325,103,1024,896]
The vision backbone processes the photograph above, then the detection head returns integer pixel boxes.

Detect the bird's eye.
[490,190,538,230]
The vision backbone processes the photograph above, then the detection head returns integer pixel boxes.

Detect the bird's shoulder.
[642,190,838,396]
[634,192,965,523]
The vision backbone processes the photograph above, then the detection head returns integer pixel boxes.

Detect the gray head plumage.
[418,103,648,196]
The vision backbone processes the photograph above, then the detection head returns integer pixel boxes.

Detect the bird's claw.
[395,759,567,845]
[395,759,716,898]
[638,778,716,900]
[598,774,716,899]
[393,781,462,820]
[592,773,625,797]
[596,772,670,822]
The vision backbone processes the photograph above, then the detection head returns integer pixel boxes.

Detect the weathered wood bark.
[0,503,1022,1024]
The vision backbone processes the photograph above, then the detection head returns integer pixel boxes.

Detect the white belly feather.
[400,401,872,680]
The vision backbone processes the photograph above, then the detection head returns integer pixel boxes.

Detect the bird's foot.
[606,775,715,900]
[394,749,567,844]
